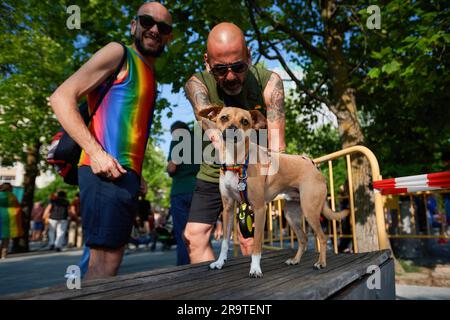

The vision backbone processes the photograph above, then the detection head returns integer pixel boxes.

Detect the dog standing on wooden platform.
[198,106,349,278]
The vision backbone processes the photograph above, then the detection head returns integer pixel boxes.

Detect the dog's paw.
[249,266,263,278]
[285,258,299,265]
[209,259,226,270]
[313,262,326,270]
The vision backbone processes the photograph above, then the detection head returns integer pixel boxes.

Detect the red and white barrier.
[373,171,450,195]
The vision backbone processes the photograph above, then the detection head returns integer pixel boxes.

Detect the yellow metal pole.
[290,227,294,248]
[328,160,338,254]
[409,195,416,234]
[233,201,238,257]
[314,145,389,250]
[277,199,283,249]
[315,236,320,253]
[268,202,273,245]
[346,155,358,253]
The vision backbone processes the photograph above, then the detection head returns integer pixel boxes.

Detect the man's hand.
[89,149,126,180]
[167,160,177,177]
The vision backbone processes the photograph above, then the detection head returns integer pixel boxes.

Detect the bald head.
[137,2,172,24]
[204,23,251,95]
[207,23,247,61]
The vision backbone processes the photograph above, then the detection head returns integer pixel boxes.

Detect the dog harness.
[220,154,254,238]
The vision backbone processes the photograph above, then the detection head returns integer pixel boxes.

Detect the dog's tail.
[322,201,350,221]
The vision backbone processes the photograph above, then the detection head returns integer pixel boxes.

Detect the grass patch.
[398,259,422,273]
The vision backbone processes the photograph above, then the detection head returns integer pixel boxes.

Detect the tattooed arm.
[184,75,221,148]
[184,75,212,121]
[263,72,286,152]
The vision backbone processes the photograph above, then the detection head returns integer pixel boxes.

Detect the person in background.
[44,190,69,252]
[167,121,200,265]
[68,193,82,248]
[30,201,45,242]
[0,183,24,259]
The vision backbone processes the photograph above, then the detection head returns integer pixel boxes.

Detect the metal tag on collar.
[237,181,247,191]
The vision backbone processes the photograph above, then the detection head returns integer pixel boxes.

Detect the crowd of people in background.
[0,184,176,260]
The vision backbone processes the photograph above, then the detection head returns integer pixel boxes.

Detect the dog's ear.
[249,110,267,130]
[198,105,223,122]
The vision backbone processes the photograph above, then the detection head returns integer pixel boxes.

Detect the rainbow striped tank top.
[0,192,23,239]
[79,45,156,175]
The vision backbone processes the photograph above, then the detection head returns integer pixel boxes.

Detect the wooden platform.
[3,249,394,300]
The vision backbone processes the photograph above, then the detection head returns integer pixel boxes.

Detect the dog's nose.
[222,124,242,143]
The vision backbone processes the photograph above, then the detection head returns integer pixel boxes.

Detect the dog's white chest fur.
[220,171,241,202]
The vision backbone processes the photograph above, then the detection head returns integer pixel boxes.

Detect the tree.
[0,1,77,251]
[141,140,172,211]
[0,1,174,250]
[355,0,450,177]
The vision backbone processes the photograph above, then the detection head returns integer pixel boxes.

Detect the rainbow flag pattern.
[0,192,24,239]
[79,45,157,175]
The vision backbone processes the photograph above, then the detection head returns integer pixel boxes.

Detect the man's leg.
[55,219,68,250]
[184,222,214,263]
[1,238,10,259]
[184,179,223,264]
[48,219,57,249]
[84,246,125,280]
[238,228,254,256]
[67,221,76,247]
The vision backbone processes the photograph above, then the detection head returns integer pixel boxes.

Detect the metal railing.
[230,146,449,255]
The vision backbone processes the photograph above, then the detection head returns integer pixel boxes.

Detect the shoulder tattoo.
[184,77,210,111]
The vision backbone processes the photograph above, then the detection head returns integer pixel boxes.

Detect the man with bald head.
[49,2,172,279]
[184,22,286,263]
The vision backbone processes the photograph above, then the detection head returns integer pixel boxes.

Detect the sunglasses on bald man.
[137,14,172,35]
[209,61,249,77]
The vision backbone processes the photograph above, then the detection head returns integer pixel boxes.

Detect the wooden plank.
[2,249,391,300]
[181,251,329,300]
[256,250,390,300]
[87,250,296,300]
[3,249,287,300]
[216,252,370,300]
[210,251,347,300]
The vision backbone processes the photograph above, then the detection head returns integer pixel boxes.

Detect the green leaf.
[367,68,381,79]
[382,60,401,75]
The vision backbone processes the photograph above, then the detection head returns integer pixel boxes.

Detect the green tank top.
[194,65,272,184]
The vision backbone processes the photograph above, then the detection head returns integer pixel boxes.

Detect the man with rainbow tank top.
[49,2,173,279]
[183,23,286,264]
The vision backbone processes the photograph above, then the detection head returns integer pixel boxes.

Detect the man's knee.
[184,222,212,248]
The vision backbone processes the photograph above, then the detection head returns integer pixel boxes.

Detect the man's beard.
[134,34,165,58]
[221,78,243,95]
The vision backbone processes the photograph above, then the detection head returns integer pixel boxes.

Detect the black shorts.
[78,165,140,249]
[188,179,223,225]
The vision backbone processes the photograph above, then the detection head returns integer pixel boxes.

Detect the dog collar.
[220,154,250,204]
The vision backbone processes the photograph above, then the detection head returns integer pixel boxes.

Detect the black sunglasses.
[137,15,172,35]
[209,61,249,77]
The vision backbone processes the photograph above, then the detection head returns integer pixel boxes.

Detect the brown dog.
[198,106,349,277]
